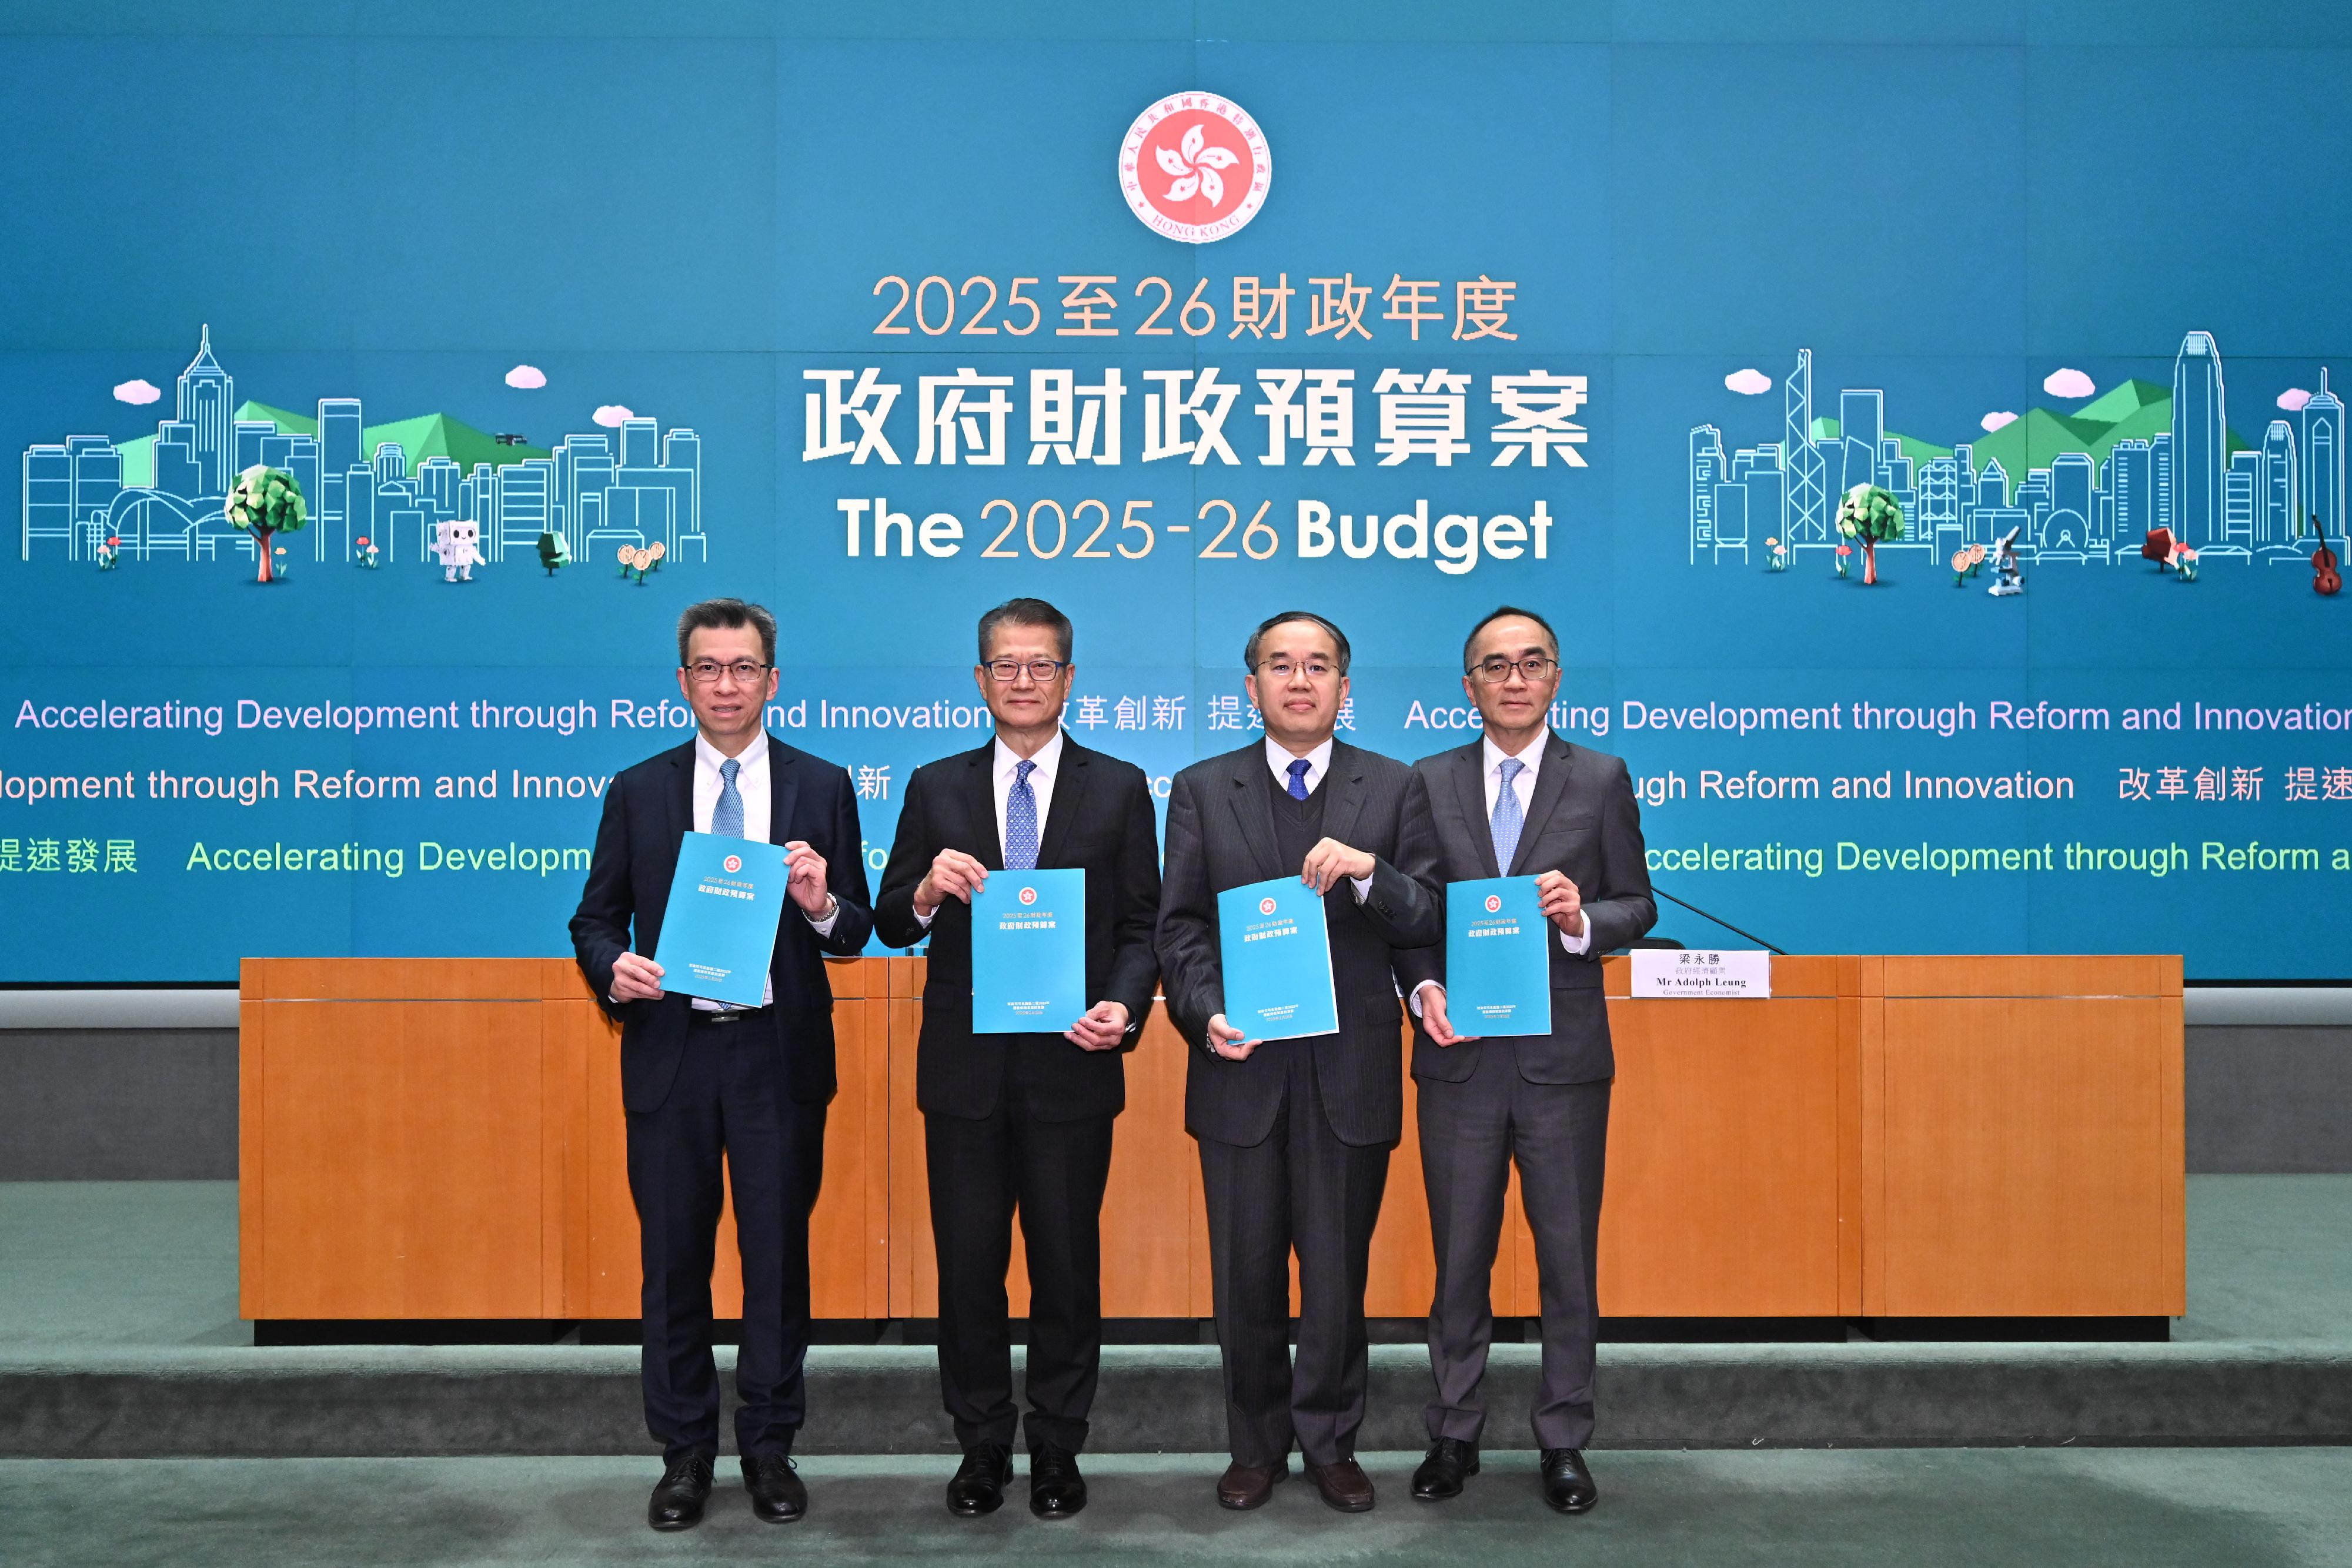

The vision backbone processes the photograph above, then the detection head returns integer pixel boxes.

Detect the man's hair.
[676,598,778,667]
[1244,610,1351,674]
[976,597,1073,664]
[1462,604,1559,673]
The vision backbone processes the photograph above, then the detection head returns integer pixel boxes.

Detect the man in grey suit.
[1395,606,1655,1516]
[1158,610,1444,1515]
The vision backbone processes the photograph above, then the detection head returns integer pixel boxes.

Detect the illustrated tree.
[1835,483,1903,586]
[226,465,307,585]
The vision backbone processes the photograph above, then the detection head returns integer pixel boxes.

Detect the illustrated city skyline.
[18,326,709,569]
[1689,334,2347,567]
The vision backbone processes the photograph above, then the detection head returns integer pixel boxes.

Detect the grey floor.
[5,1449,2351,1567]
[4,1175,2351,1349]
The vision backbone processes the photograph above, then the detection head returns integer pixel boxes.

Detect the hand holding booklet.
[1444,876,1552,1035]
[971,868,1087,1034]
[1217,876,1339,1041]
[652,831,792,1007]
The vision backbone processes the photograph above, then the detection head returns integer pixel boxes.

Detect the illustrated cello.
[2312,513,2343,596]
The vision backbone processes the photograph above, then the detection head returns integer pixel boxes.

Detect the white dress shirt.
[687,730,836,1011]
[1411,726,1589,1017]
[913,730,1065,930]
[1262,736,1374,902]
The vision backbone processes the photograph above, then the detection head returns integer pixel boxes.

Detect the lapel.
[1224,744,1282,880]
[1321,740,1369,850]
[663,740,695,851]
[963,742,1004,872]
[1509,732,1578,875]
[763,733,800,847]
[1037,732,1089,867]
[1451,741,1500,878]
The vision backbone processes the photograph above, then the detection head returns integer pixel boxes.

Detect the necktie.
[1286,757,1312,801]
[1492,757,1526,873]
[1005,758,1039,871]
[714,757,744,838]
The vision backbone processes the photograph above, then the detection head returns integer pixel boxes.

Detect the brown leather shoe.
[1216,1459,1289,1510]
[1304,1457,1375,1513]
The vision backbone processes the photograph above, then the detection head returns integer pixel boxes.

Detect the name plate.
[1629,948,1772,998]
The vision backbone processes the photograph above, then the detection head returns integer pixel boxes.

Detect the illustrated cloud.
[1981,410,2018,432]
[113,378,161,405]
[2042,368,2095,399]
[2278,387,2313,412]
[505,365,547,389]
[592,404,635,427]
[1724,368,1772,396]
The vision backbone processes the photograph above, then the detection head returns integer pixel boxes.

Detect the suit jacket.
[874,734,1162,1122]
[1395,733,1655,1085]
[1157,740,1445,1149]
[569,734,875,1114]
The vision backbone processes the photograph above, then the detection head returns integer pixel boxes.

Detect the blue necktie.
[1492,757,1526,873]
[1005,758,1039,871]
[1286,757,1312,800]
[714,757,744,838]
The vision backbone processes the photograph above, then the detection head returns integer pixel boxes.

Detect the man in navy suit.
[571,599,874,1533]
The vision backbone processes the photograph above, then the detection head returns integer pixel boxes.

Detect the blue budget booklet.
[1445,877,1552,1036]
[1217,876,1339,1041]
[971,867,1087,1034]
[651,831,792,1007]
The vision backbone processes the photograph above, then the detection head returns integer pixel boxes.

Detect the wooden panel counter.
[239,953,2182,1325]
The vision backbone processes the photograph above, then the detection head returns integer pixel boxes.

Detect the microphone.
[1648,883,1788,955]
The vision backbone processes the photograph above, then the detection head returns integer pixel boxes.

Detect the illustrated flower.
[1834,542,1852,577]
[1154,122,1240,206]
[2170,544,2200,581]
[1951,547,1972,586]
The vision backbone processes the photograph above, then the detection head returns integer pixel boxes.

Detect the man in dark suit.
[1395,606,1654,1516]
[1157,610,1444,1514]
[874,597,1161,1522]
[570,598,874,1533]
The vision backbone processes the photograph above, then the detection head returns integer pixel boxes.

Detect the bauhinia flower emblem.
[1155,123,1240,208]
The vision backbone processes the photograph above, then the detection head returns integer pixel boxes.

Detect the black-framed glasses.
[684,659,770,684]
[1470,655,1558,684]
[984,658,1069,683]
[1255,658,1338,681]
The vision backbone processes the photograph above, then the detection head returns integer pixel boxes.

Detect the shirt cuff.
[1408,979,1442,1018]
[806,897,840,937]
[1348,873,1373,902]
[1558,915,1592,955]
[913,902,935,930]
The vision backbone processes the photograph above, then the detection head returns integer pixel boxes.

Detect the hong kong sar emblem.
[1118,92,1270,243]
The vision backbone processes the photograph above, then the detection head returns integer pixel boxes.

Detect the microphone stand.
[1649,884,1788,955]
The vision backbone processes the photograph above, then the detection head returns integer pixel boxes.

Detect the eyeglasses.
[1255,659,1338,681]
[684,660,770,684]
[984,658,1069,684]
[1469,655,1558,684]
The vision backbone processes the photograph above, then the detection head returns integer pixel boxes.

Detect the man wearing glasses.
[1157,610,1444,1514]
[875,597,1161,1522]
[1394,607,1653,1517]
[570,599,874,1533]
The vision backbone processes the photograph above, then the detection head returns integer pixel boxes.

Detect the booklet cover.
[1217,876,1340,1041]
[971,867,1088,1034]
[650,831,793,1007]
[1445,877,1553,1036]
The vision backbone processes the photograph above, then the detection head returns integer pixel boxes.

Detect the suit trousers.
[1418,1042,1610,1450]
[1197,1039,1392,1468]
[924,1078,1116,1453]
[625,1012,827,1463]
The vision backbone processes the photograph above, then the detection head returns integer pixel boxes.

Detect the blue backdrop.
[4,1,2349,981]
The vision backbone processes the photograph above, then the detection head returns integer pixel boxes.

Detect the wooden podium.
[238,954,2183,1325]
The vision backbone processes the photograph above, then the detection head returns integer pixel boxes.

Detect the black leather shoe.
[1540,1447,1598,1514]
[647,1453,714,1532]
[1029,1442,1087,1519]
[1411,1437,1480,1500]
[741,1452,806,1523]
[947,1442,1013,1516]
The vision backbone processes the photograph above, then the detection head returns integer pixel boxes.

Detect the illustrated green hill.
[113,401,551,491]
[1809,377,2251,490]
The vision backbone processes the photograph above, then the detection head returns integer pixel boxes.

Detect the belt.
[691,1005,771,1027]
